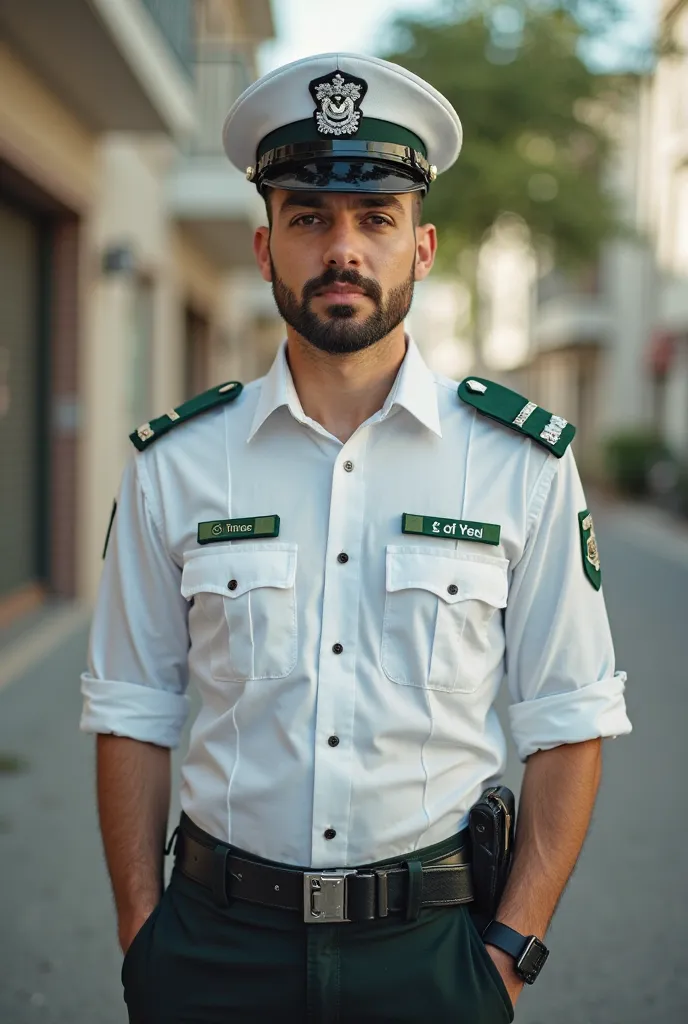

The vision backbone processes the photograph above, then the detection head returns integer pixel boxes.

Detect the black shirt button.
[228,579,238,591]
[324,828,337,840]
[332,643,344,655]
[447,584,458,595]
[337,552,349,564]
[328,736,340,747]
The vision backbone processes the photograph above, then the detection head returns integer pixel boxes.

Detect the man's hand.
[97,736,171,957]
[118,905,158,956]
[485,943,524,1008]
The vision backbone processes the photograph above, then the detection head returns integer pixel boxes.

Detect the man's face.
[254,190,435,355]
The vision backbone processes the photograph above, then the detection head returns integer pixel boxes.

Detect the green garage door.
[0,200,41,599]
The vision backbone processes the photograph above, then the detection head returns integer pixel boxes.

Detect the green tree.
[382,1,632,267]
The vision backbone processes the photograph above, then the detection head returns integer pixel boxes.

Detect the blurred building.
[0,0,279,618]
[524,79,655,477]
[479,2,688,478]
[640,0,688,462]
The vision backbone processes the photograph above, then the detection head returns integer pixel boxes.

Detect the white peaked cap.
[222,52,463,194]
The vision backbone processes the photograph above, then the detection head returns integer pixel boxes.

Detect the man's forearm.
[96,734,171,944]
[496,737,603,938]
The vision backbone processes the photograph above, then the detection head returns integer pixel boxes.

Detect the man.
[81,53,631,1023]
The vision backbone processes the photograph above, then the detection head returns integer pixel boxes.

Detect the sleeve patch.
[578,509,601,590]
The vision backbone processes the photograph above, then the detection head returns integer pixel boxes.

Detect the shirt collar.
[381,336,442,437]
[247,342,306,442]
[248,336,442,442]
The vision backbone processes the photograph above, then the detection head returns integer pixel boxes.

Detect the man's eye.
[365,215,392,226]
[292,214,320,226]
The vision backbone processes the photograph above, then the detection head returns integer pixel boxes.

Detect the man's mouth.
[315,284,368,301]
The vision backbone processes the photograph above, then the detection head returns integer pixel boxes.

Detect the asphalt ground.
[0,501,686,1023]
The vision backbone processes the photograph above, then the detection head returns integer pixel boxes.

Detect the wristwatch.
[481,920,549,984]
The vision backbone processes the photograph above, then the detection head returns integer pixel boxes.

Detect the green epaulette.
[129,381,243,452]
[458,377,576,458]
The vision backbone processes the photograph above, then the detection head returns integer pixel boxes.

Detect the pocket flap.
[181,546,297,600]
[385,547,508,607]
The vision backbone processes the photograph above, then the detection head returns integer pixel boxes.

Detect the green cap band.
[257,118,428,160]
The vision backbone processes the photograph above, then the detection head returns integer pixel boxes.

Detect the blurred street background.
[1,0,687,1021]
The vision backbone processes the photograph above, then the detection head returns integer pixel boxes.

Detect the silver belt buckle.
[304,869,355,923]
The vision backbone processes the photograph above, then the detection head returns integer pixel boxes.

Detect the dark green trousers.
[122,837,514,1024]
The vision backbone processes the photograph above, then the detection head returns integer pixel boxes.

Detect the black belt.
[175,825,474,923]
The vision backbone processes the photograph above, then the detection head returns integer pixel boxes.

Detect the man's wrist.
[118,904,158,954]
[492,903,549,940]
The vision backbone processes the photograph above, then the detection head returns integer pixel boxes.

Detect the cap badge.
[309,71,368,137]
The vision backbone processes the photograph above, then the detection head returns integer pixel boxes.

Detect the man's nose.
[321,221,362,268]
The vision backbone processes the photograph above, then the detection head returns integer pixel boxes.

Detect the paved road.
[0,503,686,1023]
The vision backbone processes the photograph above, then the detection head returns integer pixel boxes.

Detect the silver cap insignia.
[309,71,368,137]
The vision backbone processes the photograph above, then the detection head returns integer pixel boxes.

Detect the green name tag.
[197,515,280,544]
[402,513,501,545]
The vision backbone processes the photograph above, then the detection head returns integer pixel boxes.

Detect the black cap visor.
[261,159,426,193]
[253,140,433,194]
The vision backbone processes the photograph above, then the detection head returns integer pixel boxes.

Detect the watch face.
[516,936,549,984]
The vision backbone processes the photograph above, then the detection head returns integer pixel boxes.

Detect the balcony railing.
[188,49,254,155]
[141,0,194,78]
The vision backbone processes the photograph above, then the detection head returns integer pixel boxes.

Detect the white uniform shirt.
[81,339,631,867]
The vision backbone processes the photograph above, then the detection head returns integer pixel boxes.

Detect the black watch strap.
[482,920,549,984]
[481,920,526,958]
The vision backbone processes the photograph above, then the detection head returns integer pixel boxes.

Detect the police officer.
[81,53,632,1023]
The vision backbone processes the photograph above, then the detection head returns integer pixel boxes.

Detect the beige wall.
[0,43,96,210]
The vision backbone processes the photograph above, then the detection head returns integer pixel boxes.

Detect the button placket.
[310,435,369,866]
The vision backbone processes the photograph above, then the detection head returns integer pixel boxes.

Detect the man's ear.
[253,226,272,283]
[414,223,437,282]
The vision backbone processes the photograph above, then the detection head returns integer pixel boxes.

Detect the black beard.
[270,261,415,355]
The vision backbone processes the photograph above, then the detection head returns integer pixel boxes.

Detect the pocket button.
[447,584,458,595]
[228,579,238,591]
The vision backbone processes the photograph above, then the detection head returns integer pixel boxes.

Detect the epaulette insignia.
[458,377,576,458]
[129,381,243,451]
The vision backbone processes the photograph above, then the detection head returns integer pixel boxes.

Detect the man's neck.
[285,325,407,443]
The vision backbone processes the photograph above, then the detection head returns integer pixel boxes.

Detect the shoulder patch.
[458,377,575,458]
[129,381,243,451]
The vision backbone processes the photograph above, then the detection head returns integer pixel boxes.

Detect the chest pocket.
[381,547,508,693]
[181,545,297,682]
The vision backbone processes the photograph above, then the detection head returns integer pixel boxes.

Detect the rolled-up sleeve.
[80,455,190,748]
[505,449,632,761]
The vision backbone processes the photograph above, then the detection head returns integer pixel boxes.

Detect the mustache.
[301,268,383,305]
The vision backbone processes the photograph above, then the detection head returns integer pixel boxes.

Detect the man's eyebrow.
[356,195,405,214]
[277,193,407,215]
[278,193,327,213]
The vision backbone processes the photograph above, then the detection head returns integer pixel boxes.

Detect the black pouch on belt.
[468,786,516,925]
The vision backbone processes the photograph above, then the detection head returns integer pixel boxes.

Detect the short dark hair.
[263,190,424,229]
